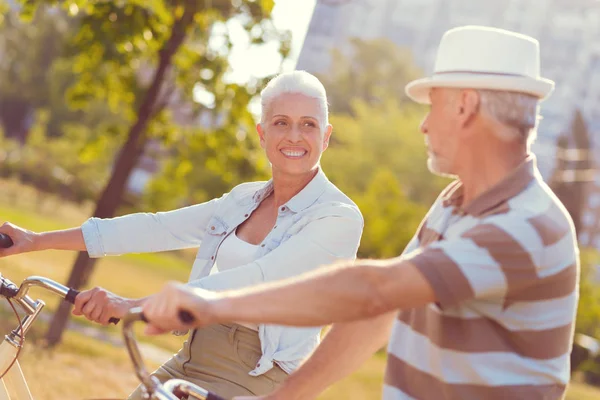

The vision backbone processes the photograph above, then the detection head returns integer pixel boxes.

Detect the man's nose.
[420,115,429,135]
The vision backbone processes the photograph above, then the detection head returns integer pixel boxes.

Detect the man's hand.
[73,286,136,325]
[141,281,219,335]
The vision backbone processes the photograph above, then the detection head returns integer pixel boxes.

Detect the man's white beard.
[427,156,458,179]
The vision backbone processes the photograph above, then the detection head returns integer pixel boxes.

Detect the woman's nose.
[288,125,302,141]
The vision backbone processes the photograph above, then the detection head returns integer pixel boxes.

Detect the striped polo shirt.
[384,155,579,400]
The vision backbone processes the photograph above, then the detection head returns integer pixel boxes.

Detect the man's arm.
[211,258,434,327]
[264,312,397,400]
[141,258,435,334]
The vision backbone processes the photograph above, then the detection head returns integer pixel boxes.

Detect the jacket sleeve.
[81,196,223,257]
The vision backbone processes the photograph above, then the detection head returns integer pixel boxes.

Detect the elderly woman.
[0,71,364,398]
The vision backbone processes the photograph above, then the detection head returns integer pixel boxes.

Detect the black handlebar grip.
[0,233,14,249]
[179,310,195,324]
[65,288,119,325]
[65,288,79,304]
[206,393,226,400]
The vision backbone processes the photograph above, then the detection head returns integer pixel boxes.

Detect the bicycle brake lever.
[0,280,19,298]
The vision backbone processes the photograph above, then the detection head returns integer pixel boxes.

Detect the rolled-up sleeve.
[81,196,223,257]
[189,206,363,291]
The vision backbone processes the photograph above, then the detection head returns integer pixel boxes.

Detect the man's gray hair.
[260,70,329,131]
[477,89,541,144]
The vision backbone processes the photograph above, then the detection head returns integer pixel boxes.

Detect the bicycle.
[0,233,224,400]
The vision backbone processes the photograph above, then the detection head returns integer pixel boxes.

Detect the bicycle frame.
[122,310,219,400]
[0,340,32,400]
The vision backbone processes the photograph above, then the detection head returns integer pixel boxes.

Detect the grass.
[2,179,600,399]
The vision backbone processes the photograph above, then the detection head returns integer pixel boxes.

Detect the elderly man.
[142,26,579,400]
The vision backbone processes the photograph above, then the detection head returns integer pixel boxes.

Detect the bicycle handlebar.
[1,273,219,399]
[122,308,222,400]
[0,233,119,324]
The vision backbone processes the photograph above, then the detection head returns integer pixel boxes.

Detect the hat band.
[434,70,534,79]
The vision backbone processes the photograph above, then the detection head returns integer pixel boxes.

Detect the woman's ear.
[323,124,333,150]
[256,123,266,149]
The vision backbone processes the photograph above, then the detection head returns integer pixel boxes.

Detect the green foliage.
[353,169,427,258]
[142,123,270,211]
[576,249,600,338]
[312,37,448,258]
[320,97,448,258]
[8,0,289,212]
[323,97,449,205]
[317,37,422,115]
[0,110,120,203]
[0,7,72,139]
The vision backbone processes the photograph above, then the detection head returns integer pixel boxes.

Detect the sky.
[193,0,317,110]
[226,0,317,82]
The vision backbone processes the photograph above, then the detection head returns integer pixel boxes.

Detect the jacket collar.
[252,167,330,213]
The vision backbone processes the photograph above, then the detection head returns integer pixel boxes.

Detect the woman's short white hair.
[477,89,541,145]
[260,70,329,131]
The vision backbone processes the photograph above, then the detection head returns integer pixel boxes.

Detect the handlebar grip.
[179,310,195,324]
[65,288,119,325]
[0,233,14,249]
[207,393,226,400]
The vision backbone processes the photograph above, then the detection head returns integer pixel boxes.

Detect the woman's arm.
[81,197,222,257]
[1,197,223,258]
[0,223,86,257]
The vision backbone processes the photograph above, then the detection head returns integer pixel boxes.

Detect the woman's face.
[258,93,332,178]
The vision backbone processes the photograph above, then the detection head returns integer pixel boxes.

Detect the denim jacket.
[81,168,364,376]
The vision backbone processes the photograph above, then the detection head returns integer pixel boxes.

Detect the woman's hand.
[0,222,39,257]
[73,287,137,325]
[141,281,220,335]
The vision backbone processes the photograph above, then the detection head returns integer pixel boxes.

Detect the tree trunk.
[45,2,197,346]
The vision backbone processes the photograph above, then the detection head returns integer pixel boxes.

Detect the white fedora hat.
[405,25,555,104]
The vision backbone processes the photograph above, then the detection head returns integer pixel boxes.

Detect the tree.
[576,250,600,339]
[319,96,449,258]
[17,0,289,345]
[323,97,448,208]
[354,169,427,258]
[316,37,422,116]
[0,7,74,142]
[141,121,271,212]
[313,36,447,257]
[549,109,595,237]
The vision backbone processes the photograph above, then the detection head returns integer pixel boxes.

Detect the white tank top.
[214,229,260,331]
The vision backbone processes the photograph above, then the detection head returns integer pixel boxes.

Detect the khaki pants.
[128,324,288,399]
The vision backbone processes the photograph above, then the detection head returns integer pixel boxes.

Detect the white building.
[297,0,600,248]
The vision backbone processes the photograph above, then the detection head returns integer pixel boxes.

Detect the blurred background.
[0,0,599,399]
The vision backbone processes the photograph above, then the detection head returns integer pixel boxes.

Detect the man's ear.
[458,89,481,129]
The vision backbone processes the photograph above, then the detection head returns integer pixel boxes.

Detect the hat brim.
[405,73,555,104]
